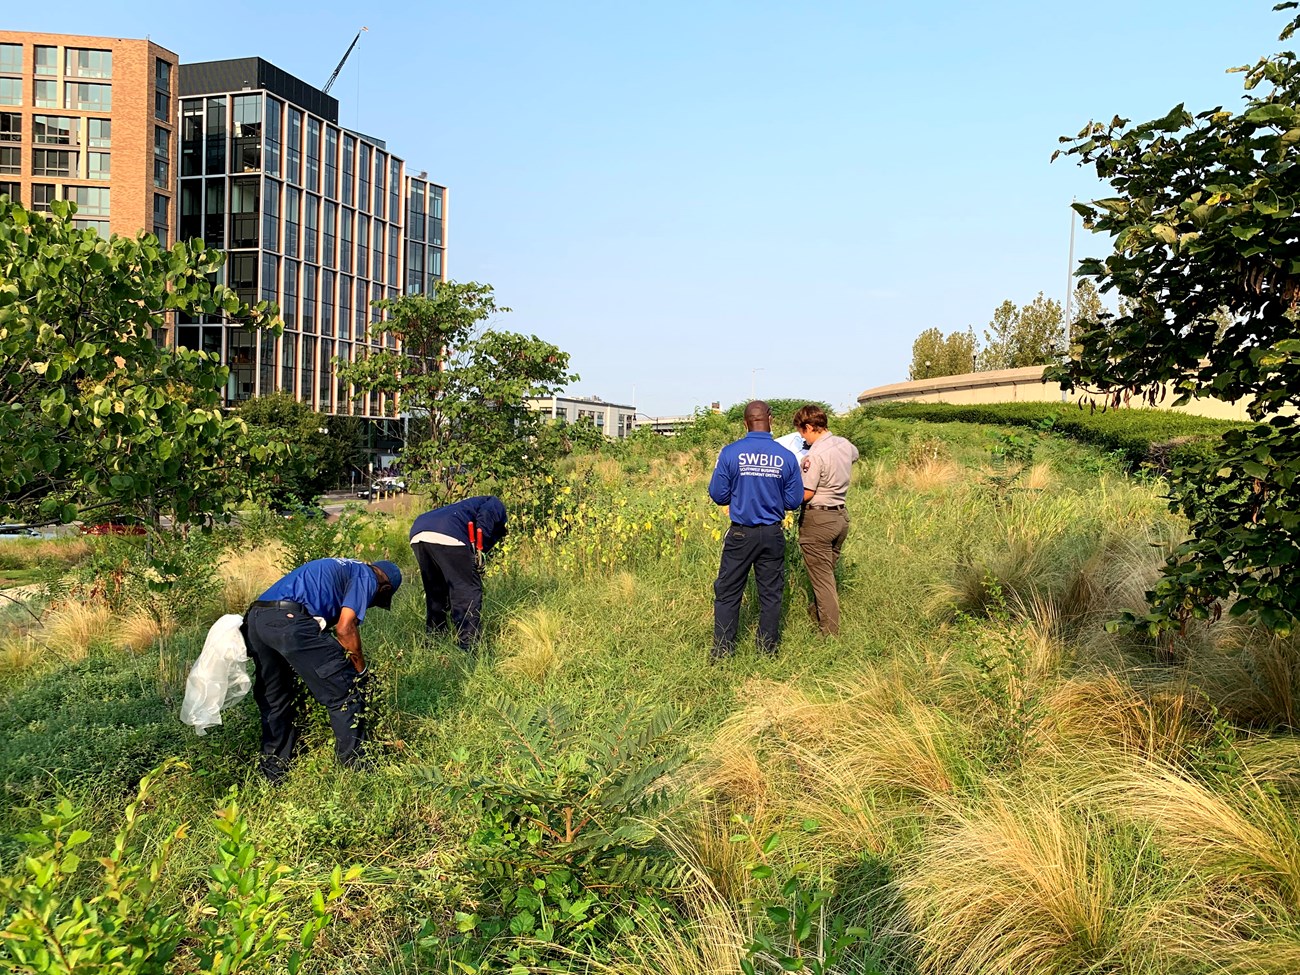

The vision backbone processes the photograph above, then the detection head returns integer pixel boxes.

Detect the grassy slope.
[2,417,1299,973]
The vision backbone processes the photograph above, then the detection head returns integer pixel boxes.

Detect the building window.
[179,181,201,241]
[284,185,300,258]
[322,200,336,268]
[34,115,75,145]
[155,58,171,91]
[428,247,442,280]
[34,46,57,76]
[406,242,424,294]
[231,94,261,173]
[153,157,168,187]
[262,178,280,251]
[355,213,369,277]
[88,118,111,147]
[285,107,301,185]
[341,135,355,206]
[31,183,56,212]
[153,193,168,229]
[0,78,21,107]
[357,143,370,212]
[155,91,169,122]
[259,332,276,398]
[373,152,385,220]
[261,252,279,303]
[0,181,19,203]
[65,186,110,216]
[205,96,226,174]
[339,209,352,273]
[89,151,111,180]
[388,225,399,287]
[33,80,57,108]
[154,125,169,160]
[371,219,384,281]
[320,269,335,337]
[302,265,317,334]
[0,113,18,142]
[32,149,74,177]
[282,259,299,328]
[73,219,109,236]
[324,127,338,200]
[228,251,257,307]
[0,44,22,75]
[389,158,400,221]
[65,82,111,112]
[204,178,225,247]
[305,117,320,193]
[297,334,313,403]
[338,277,352,341]
[303,193,318,264]
[229,177,260,249]
[0,147,18,174]
[318,336,333,411]
[66,49,112,79]
[228,330,254,402]
[181,100,201,176]
[264,98,281,178]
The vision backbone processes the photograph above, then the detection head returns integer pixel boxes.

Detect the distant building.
[528,394,638,438]
[632,414,698,436]
[0,31,179,241]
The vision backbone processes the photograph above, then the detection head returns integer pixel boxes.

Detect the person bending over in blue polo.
[708,400,804,660]
[243,557,401,783]
[410,496,508,650]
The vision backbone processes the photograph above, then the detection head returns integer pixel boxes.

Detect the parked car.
[357,476,406,500]
[0,524,40,538]
[80,519,147,536]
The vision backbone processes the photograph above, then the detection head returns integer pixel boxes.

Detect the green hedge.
[854,401,1252,470]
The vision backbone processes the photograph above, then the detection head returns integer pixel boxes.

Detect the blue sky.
[11,1,1289,415]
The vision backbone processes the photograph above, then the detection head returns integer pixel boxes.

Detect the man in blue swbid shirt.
[708,400,805,660]
[243,557,402,783]
[410,496,508,651]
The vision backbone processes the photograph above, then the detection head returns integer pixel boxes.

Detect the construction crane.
[322,27,368,94]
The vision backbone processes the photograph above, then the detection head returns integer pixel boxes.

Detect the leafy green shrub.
[276,504,383,573]
[419,700,689,969]
[0,762,354,975]
[856,402,1246,472]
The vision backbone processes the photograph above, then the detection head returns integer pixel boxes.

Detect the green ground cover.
[2,415,1300,974]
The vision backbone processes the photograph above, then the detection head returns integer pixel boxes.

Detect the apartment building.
[0,31,177,242]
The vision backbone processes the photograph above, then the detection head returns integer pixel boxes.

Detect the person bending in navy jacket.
[708,401,804,660]
[244,557,402,783]
[410,496,508,650]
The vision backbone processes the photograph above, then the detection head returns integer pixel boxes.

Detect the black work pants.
[712,521,786,658]
[412,541,483,650]
[243,605,370,783]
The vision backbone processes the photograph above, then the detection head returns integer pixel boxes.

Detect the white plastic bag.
[180,614,252,735]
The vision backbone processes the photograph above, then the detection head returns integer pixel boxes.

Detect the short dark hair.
[793,404,828,431]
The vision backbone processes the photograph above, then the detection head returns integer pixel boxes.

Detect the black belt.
[807,504,845,511]
[251,599,308,614]
[730,521,782,528]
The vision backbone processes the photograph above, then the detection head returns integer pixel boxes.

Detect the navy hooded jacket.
[410,496,509,552]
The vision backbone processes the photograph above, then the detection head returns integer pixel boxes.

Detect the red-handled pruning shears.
[467,521,486,571]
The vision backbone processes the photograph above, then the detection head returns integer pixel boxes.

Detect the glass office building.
[177,58,447,423]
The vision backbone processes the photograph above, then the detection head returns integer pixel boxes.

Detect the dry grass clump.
[216,541,287,614]
[0,631,42,673]
[874,456,962,493]
[1181,626,1300,728]
[498,607,564,684]
[41,599,113,661]
[1037,673,1211,769]
[902,786,1150,975]
[1092,761,1300,910]
[116,609,179,652]
[1020,461,1055,492]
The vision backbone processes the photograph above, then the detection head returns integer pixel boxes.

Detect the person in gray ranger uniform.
[794,404,859,636]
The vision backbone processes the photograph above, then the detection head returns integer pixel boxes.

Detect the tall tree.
[1053,2,1300,633]
[236,393,364,507]
[0,199,280,526]
[978,293,1065,371]
[909,327,978,379]
[337,282,576,503]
